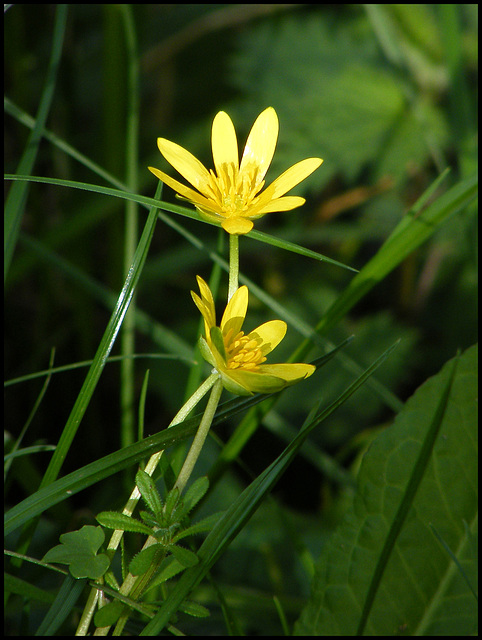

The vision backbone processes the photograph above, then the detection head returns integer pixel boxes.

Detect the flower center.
[209,163,265,216]
[224,329,267,371]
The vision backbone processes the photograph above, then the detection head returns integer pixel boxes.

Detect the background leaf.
[295,344,477,636]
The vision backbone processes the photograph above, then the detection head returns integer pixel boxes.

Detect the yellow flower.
[149,107,323,235]
[191,276,315,396]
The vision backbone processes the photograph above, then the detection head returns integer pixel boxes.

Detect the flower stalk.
[228,234,239,300]
[173,376,223,494]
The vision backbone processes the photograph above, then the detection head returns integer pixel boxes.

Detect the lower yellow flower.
[191,276,315,396]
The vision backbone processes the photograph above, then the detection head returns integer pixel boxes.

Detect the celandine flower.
[191,276,315,396]
[149,107,323,235]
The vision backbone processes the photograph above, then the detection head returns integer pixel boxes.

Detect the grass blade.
[4,174,356,272]
[38,182,162,490]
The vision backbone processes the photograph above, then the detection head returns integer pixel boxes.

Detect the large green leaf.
[295,344,478,636]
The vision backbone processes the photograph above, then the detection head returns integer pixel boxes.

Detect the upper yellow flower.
[149,107,323,235]
[191,276,315,396]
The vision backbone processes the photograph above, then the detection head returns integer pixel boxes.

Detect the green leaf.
[209,326,227,362]
[197,335,217,368]
[4,174,356,272]
[5,349,332,537]
[178,599,210,618]
[173,512,224,543]
[139,510,160,529]
[96,511,153,537]
[144,557,186,592]
[180,476,210,516]
[36,575,87,636]
[294,344,478,636]
[94,600,125,629]
[163,486,180,521]
[129,544,161,577]
[135,469,163,517]
[169,544,199,568]
[42,525,109,580]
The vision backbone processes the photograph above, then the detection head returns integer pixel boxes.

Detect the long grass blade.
[4,174,355,272]
[38,182,162,490]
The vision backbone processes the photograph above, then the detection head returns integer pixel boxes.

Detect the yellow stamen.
[224,330,266,370]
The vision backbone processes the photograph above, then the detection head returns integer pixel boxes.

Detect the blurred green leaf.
[178,599,210,618]
[295,343,477,636]
[295,171,477,349]
[37,181,162,490]
[230,12,449,188]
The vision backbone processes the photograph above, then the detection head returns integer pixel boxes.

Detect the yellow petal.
[157,138,211,195]
[191,276,216,337]
[221,217,253,235]
[211,111,239,176]
[251,196,306,217]
[221,285,248,337]
[265,157,323,200]
[196,275,215,311]
[191,291,213,339]
[148,166,220,212]
[239,107,279,187]
[258,363,316,382]
[248,320,287,356]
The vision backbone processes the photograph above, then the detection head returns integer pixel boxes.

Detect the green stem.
[174,377,223,495]
[227,234,239,301]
